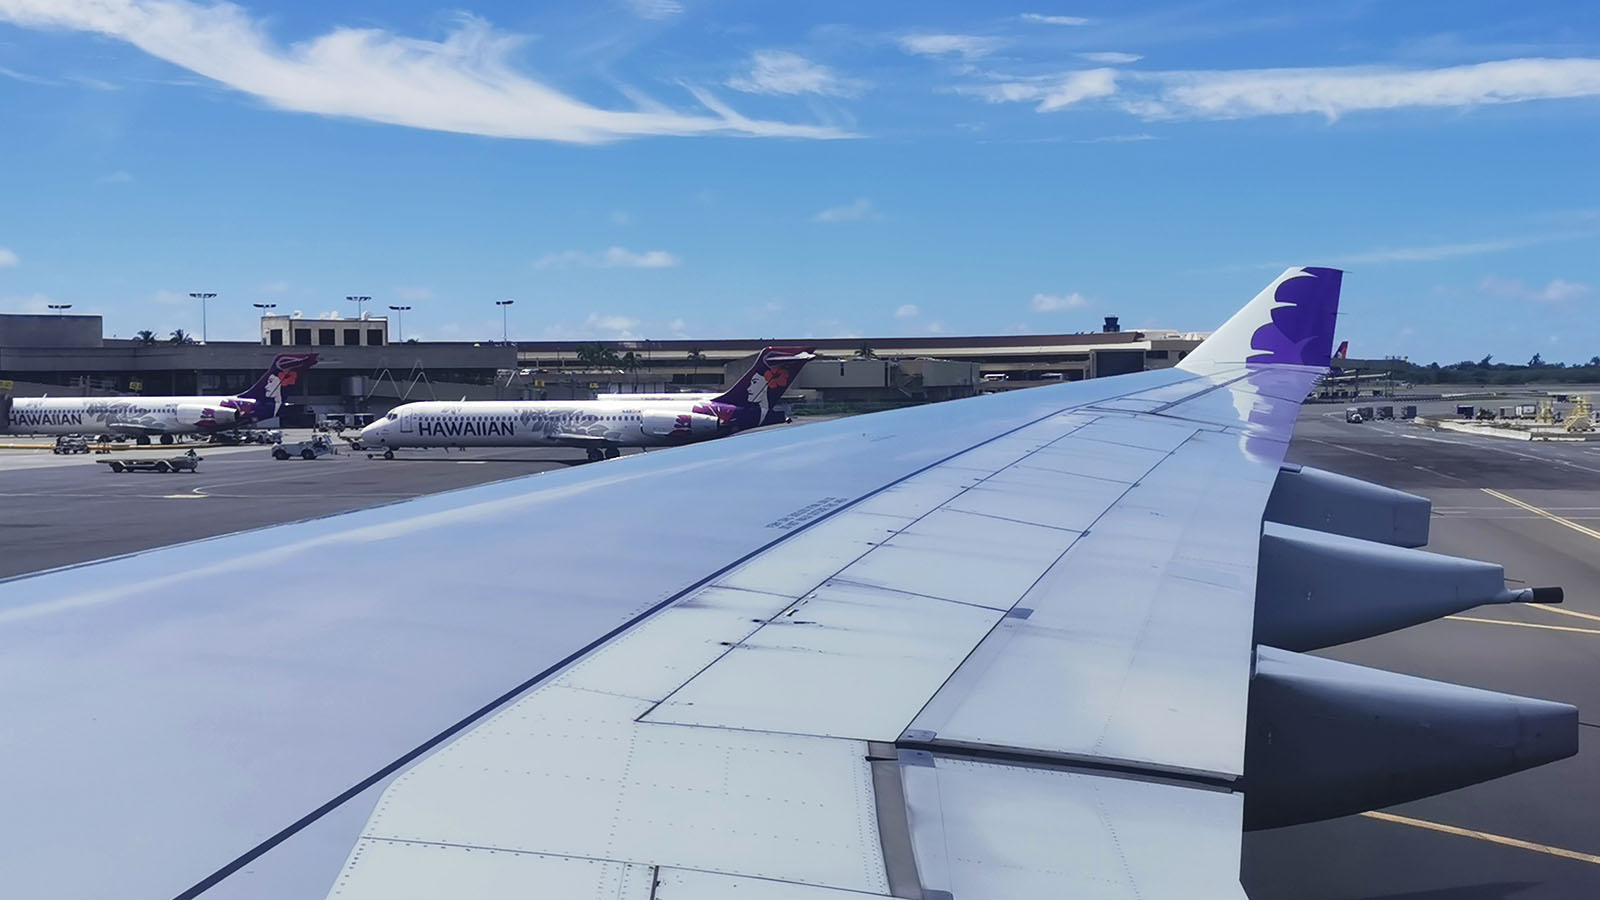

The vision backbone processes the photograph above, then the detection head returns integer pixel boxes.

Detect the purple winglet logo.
[1248,267,1342,367]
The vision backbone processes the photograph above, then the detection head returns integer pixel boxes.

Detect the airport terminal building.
[1,312,1204,418]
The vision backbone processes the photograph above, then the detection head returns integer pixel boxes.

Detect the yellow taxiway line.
[1533,604,1600,625]
[1445,615,1600,636]
[1482,488,1600,541]
[1361,811,1600,866]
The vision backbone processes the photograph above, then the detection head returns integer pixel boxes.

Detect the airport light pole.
[253,303,276,345]
[189,292,216,342]
[495,299,514,344]
[47,303,72,316]
[346,295,371,321]
[388,305,411,342]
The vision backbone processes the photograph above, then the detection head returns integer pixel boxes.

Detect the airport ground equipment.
[52,435,89,454]
[1564,395,1595,432]
[99,451,201,473]
[0,267,1577,900]
[272,433,336,460]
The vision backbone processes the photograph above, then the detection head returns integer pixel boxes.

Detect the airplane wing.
[104,421,170,436]
[0,267,1575,900]
[549,432,613,445]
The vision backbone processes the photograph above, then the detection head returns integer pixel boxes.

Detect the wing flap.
[901,754,1248,900]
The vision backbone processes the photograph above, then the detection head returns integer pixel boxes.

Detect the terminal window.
[318,328,336,345]
[294,328,312,346]
[269,329,283,346]
[367,328,384,346]
[343,328,360,346]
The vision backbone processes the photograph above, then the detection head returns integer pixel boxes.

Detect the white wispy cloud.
[586,313,639,331]
[727,50,864,97]
[898,33,1005,60]
[894,303,919,318]
[0,0,845,142]
[1333,235,1558,264]
[1020,13,1088,26]
[973,57,1600,120]
[1481,275,1590,302]
[811,197,875,223]
[0,292,60,313]
[0,247,19,268]
[610,210,632,226]
[534,246,680,269]
[1075,132,1156,143]
[963,68,1118,110]
[1079,51,1141,64]
[1138,58,1600,119]
[0,64,55,85]
[1031,291,1089,311]
[620,0,682,20]
[260,280,289,294]
[66,73,120,90]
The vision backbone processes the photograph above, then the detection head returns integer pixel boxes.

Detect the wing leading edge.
[0,268,1576,899]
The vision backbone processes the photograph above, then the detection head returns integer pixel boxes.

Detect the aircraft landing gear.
[603,447,621,460]
[383,449,395,460]
[586,448,605,462]
[136,435,151,446]
[159,434,174,445]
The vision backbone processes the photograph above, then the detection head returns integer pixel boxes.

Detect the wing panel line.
[171,373,1208,900]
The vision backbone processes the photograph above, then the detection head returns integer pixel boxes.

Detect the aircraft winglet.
[1179,267,1343,373]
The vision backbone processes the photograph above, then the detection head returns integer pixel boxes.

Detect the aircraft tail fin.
[711,346,815,411]
[1334,340,1349,360]
[1178,267,1342,374]
[235,352,318,420]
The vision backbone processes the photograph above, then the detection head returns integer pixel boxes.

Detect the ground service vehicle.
[99,451,202,473]
[273,433,336,460]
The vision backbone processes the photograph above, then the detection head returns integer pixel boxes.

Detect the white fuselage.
[2,395,243,436]
[359,399,722,450]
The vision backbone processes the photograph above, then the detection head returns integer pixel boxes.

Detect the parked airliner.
[358,347,813,460]
[1,352,317,444]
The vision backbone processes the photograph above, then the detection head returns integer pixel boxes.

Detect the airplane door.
[400,412,413,434]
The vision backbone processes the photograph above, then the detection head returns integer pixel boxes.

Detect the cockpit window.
[387,412,398,420]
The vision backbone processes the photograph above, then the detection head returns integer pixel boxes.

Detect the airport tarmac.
[0,410,1596,898]
[0,432,635,579]
[1244,405,1600,900]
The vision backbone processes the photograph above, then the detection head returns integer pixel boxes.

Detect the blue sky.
[0,0,1597,363]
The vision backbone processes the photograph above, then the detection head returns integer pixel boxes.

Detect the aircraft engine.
[178,403,238,430]
[641,409,719,438]
[1244,464,1577,829]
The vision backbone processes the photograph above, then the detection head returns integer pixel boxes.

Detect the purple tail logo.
[1248,267,1342,367]
[229,352,318,422]
[711,346,814,420]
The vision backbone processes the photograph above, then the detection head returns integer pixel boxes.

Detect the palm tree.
[134,330,158,346]
[620,351,641,389]
[576,342,620,368]
[686,348,706,382]
[169,328,195,345]
[856,344,877,359]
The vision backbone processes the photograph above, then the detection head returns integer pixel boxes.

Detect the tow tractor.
[272,433,337,460]
[99,449,202,473]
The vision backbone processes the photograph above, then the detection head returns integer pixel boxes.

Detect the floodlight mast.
[188,292,216,342]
